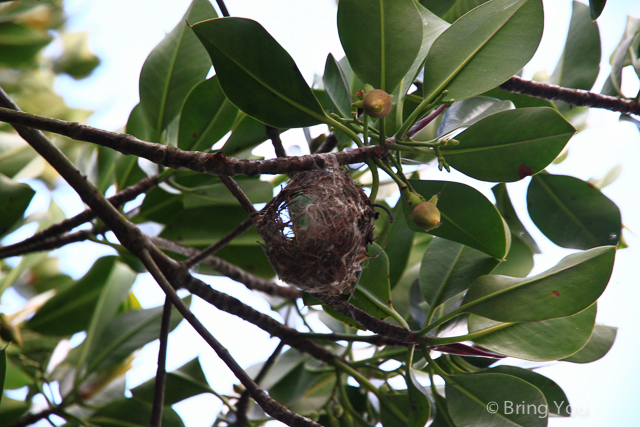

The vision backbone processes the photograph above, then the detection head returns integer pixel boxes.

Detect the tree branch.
[0,106,388,176]
[0,230,92,259]
[500,76,640,115]
[150,298,172,427]
[267,126,286,158]
[182,218,253,269]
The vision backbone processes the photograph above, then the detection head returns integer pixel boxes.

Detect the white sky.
[12,0,640,426]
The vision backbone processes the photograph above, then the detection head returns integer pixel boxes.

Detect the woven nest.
[256,160,376,295]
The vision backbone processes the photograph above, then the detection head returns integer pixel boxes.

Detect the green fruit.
[363,89,392,118]
[412,201,441,232]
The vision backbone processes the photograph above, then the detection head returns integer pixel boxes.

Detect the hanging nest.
[255,159,376,295]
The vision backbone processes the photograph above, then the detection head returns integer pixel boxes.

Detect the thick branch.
[500,76,640,115]
[0,106,388,176]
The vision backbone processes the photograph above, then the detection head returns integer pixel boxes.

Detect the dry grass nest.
[256,160,376,295]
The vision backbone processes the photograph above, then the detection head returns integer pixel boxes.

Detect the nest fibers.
[256,159,376,295]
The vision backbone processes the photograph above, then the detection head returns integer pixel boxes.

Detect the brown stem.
[11,408,56,427]
[0,106,388,176]
[236,341,286,427]
[499,76,640,115]
[0,230,92,259]
[406,104,448,139]
[150,298,173,427]
[220,176,258,216]
[182,218,253,269]
[215,0,230,17]
[267,126,287,158]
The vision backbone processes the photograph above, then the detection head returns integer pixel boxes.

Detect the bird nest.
[255,160,375,295]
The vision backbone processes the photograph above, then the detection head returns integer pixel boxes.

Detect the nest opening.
[256,160,376,295]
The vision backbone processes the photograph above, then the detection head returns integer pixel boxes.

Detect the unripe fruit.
[363,89,392,118]
[412,201,441,232]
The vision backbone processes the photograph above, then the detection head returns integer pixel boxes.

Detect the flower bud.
[412,201,441,232]
[363,89,392,118]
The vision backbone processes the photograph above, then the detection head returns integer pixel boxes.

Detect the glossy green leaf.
[3,358,31,390]
[398,4,450,98]
[442,0,490,23]
[406,370,431,427]
[89,398,185,427]
[350,246,391,320]
[182,178,273,207]
[323,54,352,119]
[192,17,324,128]
[422,0,543,102]
[470,304,596,361]
[192,245,275,279]
[27,257,120,336]
[487,366,570,416]
[550,1,601,91]
[74,261,138,380]
[116,104,149,191]
[446,372,547,427]
[590,0,607,20]
[85,298,187,374]
[528,174,622,249]
[131,357,213,405]
[0,397,28,426]
[428,96,514,139]
[135,187,183,224]
[385,202,415,289]
[462,245,615,322]
[178,76,238,151]
[609,35,635,96]
[96,144,119,193]
[380,392,412,427]
[441,108,575,182]
[420,237,499,309]
[268,362,335,414]
[337,0,423,93]
[404,179,510,259]
[562,324,617,363]
[139,0,215,141]
[491,236,534,278]
[492,183,540,253]
[222,112,286,156]
[419,0,457,18]
[0,173,34,237]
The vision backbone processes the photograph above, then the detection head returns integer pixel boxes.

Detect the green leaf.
[469,304,597,361]
[131,356,213,405]
[462,246,615,322]
[116,104,149,191]
[398,4,450,98]
[268,362,336,414]
[492,183,540,253]
[428,96,515,139]
[445,372,547,427]
[0,173,34,237]
[609,35,635,96]
[562,324,617,363]
[404,179,510,259]
[0,397,28,426]
[89,398,185,427]
[486,366,571,416]
[441,108,575,182]
[549,1,601,91]
[337,0,423,93]
[139,0,216,141]
[422,0,543,102]
[491,236,534,278]
[192,17,325,128]
[384,202,415,289]
[350,247,391,320]
[0,347,5,406]
[406,370,431,427]
[85,298,188,374]
[181,178,272,208]
[420,237,499,309]
[3,358,31,390]
[75,261,138,380]
[589,0,607,20]
[222,112,286,156]
[419,0,457,18]
[380,392,412,427]
[178,76,239,152]
[527,174,622,249]
[323,54,353,119]
[0,23,52,67]
[27,257,120,336]
[442,0,491,23]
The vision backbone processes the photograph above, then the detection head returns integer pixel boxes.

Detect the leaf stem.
[427,322,513,346]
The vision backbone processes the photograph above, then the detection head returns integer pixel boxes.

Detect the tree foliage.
[0,0,635,426]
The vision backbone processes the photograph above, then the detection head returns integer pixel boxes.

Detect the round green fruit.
[412,201,441,232]
[363,89,392,118]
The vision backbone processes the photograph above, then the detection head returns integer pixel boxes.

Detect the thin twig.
[267,126,287,158]
[315,132,339,154]
[182,218,253,269]
[0,106,388,176]
[0,230,92,259]
[139,250,323,427]
[220,176,258,216]
[150,298,173,427]
[236,341,286,427]
[153,236,301,299]
[500,75,640,115]
[11,408,56,427]
[406,104,448,139]
[215,0,230,17]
